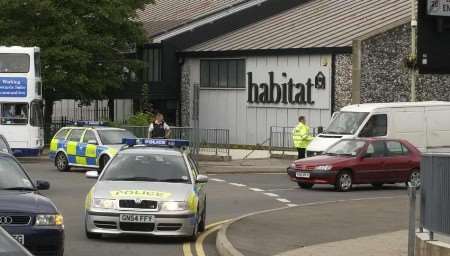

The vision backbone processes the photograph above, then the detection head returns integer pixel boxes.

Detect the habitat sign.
[0,77,27,97]
[428,0,450,16]
[246,55,331,109]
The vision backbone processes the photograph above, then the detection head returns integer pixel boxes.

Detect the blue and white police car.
[49,121,136,172]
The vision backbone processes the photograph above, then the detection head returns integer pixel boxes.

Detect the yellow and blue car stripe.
[49,138,116,168]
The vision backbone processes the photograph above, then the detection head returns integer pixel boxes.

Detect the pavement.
[276,230,407,256]
[218,196,410,256]
[200,149,297,160]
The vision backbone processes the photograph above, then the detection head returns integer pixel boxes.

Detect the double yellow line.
[183,219,230,256]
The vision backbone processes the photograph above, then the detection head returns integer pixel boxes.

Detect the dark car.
[0,226,33,256]
[0,134,12,154]
[0,153,64,256]
[287,138,421,192]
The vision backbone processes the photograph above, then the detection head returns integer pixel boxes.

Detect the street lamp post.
[411,0,418,102]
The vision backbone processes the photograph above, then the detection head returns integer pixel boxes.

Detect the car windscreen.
[0,157,34,190]
[326,140,366,156]
[101,153,191,183]
[0,53,30,73]
[324,112,369,135]
[97,130,136,145]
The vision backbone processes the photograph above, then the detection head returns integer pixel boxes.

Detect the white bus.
[0,46,44,156]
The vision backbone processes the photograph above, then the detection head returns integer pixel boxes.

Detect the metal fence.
[420,153,450,238]
[120,126,230,156]
[44,122,230,157]
[269,126,321,153]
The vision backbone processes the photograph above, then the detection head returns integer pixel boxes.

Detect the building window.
[200,59,245,88]
[143,48,161,82]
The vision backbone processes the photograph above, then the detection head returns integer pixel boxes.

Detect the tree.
[0,0,152,124]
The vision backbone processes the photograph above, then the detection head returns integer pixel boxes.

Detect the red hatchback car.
[287,138,421,192]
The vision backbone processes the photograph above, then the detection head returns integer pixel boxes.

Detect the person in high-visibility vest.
[292,116,313,159]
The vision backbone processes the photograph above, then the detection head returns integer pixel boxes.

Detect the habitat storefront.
[181,54,334,145]
[171,0,450,146]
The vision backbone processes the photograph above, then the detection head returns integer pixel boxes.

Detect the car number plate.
[119,214,154,223]
[12,234,24,245]
[296,172,310,178]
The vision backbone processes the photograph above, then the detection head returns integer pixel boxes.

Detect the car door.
[65,128,85,165]
[188,157,205,211]
[384,141,412,182]
[79,129,99,167]
[354,141,386,183]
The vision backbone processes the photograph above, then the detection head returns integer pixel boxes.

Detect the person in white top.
[148,113,171,138]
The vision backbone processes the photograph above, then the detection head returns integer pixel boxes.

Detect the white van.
[306,101,450,157]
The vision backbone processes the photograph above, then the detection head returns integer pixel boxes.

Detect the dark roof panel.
[137,0,247,38]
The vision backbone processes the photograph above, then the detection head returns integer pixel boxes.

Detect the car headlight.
[35,214,64,226]
[162,201,188,211]
[93,198,117,209]
[289,163,296,169]
[314,165,333,171]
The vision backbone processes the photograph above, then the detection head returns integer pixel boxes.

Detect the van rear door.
[425,106,450,152]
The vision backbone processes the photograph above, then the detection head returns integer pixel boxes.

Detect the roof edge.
[179,47,352,57]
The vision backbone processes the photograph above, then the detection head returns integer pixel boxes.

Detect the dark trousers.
[297,148,306,159]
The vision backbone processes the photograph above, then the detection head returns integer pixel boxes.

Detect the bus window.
[0,53,30,73]
[1,103,28,125]
[30,102,43,127]
[34,52,41,77]
[36,81,42,96]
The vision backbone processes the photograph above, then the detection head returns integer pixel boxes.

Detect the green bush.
[127,112,154,126]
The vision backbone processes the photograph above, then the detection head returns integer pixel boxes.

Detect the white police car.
[84,139,208,240]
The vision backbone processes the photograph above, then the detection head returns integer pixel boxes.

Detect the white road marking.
[277,198,291,203]
[249,188,264,192]
[265,188,297,192]
[210,178,226,182]
[229,183,247,187]
[264,193,279,197]
[287,204,298,207]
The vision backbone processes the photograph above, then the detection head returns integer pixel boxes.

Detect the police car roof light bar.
[121,138,190,148]
[74,120,106,127]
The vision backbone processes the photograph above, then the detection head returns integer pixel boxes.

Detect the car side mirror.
[36,180,50,190]
[317,126,324,134]
[87,140,98,145]
[86,171,99,179]
[196,175,208,183]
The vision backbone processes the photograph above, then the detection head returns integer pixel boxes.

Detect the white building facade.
[182,54,333,145]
